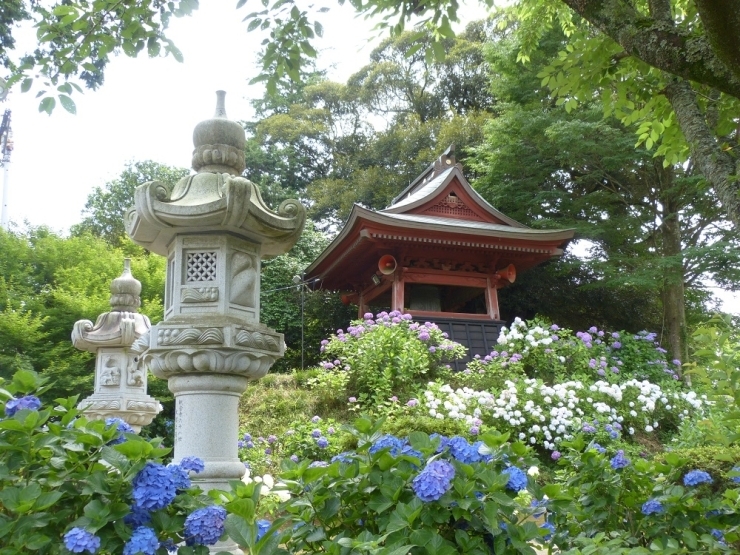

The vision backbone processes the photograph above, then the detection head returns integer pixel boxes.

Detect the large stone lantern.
[125,91,305,494]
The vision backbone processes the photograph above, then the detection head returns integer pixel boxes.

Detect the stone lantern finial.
[110,258,141,312]
[71,259,161,432]
[191,90,246,175]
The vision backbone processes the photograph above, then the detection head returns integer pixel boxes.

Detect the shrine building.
[304,148,575,363]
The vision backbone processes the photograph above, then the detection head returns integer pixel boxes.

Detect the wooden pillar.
[487,277,500,320]
[391,271,404,312]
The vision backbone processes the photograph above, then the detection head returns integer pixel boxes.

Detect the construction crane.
[1,76,11,228]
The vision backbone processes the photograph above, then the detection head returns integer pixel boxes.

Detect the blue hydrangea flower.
[502,466,527,492]
[184,505,227,546]
[331,452,354,464]
[447,436,483,464]
[610,450,630,470]
[591,443,606,454]
[5,395,42,417]
[317,437,329,449]
[540,521,556,541]
[412,460,455,502]
[123,527,159,555]
[179,456,205,473]
[641,499,664,515]
[159,539,178,553]
[167,464,191,490]
[124,506,151,528]
[430,433,449,453]
[308,461,328,468]
[105,417,135,445]
[683,469,713,486]
[63,528,101,554]
[256,519,272,541]
[369,434,405,456]
[730,466,740,483]
[400,445,423,462]
[711,529,726,545]
[132,462,177,511]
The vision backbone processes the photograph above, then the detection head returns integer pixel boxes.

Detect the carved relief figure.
[230,251,256,307]
[127,356,145,387]
[100,356,121,386]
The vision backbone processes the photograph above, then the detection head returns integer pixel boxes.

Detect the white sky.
[1,1,737,313]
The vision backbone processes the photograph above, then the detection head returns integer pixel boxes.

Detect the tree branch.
[560,0,740,99]
[663,78,740,228]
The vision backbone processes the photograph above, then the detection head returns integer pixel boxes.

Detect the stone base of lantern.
[168,374,249,491]
[78,392,161,433]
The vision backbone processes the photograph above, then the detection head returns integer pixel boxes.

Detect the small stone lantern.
[72,259,162,431]
[125,91,305,495]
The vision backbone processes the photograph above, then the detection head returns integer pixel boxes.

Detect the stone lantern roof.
[125,91,305,258]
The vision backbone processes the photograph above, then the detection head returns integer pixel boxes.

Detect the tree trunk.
[657,162,687,368]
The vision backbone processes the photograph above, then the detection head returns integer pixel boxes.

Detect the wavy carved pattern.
[181,287,219,303]
[144,348,277,380]
[82,400,121,410]
[126,400,159,412]
[158,328,224,346]
[234,329,280,352]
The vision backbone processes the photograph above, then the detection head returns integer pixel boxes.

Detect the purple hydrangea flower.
[317,437,329,449]
[184,506,227,546]
[503,466,528,492]
[469,426,480,436]
[311,415,321,423]
[264,448,272,455]
[308,461,328,468]
[683,470,713,486]
[418,331,431,341]
[123,527,159,555]
[641,499,664,515]
[4,395,42,417]
[63,528,101,554]
[412,460,455,502]
[610,450,630,470]
[267,435,277,444]
[407,399,418,407]
[592,443,606,454]
[551,451,561,460]
[612,341,622,349]
[348,397,357,403]
[290,454,299,463]
[311,429,322,438]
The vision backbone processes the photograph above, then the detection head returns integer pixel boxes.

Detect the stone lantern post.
[72,259,162,431]
[125,91,305,494]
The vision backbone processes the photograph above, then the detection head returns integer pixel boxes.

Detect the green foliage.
[320,312,466,406]
[0,369,215,554]
[260,223,355,372]
[0,226,166,403]
[4,0,194,113]
[228,419,546,555]
[547,439,740,552]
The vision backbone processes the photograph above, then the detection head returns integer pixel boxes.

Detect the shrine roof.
[384,166,526,228]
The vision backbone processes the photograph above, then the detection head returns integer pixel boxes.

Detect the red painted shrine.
[305,148,575,360]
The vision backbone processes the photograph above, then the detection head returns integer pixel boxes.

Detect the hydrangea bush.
[414,377,705,453]
[224,417,552,555]
[0,369,223,555]
[319,311,466,405]
[545,435,740,552]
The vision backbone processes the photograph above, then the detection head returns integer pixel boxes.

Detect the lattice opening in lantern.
[186,252,217,282]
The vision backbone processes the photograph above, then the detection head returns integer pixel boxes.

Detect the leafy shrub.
[546,436,740,552]
[0,369,219,554]
[319,311,466,405]
[225,417,550,555]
